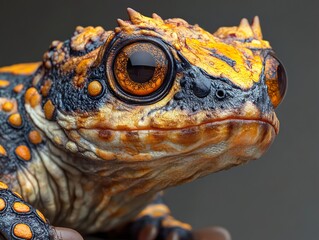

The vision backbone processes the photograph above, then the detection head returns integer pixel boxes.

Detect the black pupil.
[127,51,156,83]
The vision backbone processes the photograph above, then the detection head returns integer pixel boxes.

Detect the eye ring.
[106,37,175,104]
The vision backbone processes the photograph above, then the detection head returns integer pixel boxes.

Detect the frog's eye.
[107,39,174,104]
[264,54,288,108]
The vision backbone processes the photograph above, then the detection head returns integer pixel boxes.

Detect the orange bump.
[43,100,55,120]
[13,223,33,240]
[41,79,52,97]
[0,198,6,211]
[0,80,10,88]
[36,209,47,223]
[15,145,31,161]
[0,182,8,189]
[0,145,7,156]
[13,202,31,213]
[13,192,23,199]
[25,87,41,107]
[8,113,23,127]
[13,84,24,93]
[28,130,42,145]
[88,80,103,97]
[2,101,14,112]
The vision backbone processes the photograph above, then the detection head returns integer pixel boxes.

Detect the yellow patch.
[115,9,271,89]
[0,62,41,75]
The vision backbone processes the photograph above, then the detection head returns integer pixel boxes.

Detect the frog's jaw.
[55,119,274,193]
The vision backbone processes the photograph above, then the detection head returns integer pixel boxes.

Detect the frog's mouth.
[74,117,276,163]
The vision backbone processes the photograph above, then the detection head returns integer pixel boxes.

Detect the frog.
[0,8,287,240]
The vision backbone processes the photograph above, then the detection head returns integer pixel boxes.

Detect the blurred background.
[0,0,318,239]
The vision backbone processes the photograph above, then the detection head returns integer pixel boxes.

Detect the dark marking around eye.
[209,49,236,67]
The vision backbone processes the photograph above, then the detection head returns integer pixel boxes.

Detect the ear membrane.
[264,54,288,108]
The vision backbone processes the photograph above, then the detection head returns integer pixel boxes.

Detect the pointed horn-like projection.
[251,16,263,39]
[117,18,130,28]
[152,13,164,22]
[127,8,143,23]
[238,18,254,37]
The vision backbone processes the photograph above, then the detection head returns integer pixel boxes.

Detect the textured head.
[27,9,286,189]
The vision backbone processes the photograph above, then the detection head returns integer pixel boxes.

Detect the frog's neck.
[23,103,159,232]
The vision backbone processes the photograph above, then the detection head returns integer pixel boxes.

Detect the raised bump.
[13,223,33,240]
[15,145,31,161]
[2,101,14,112]
[13,202,31,213]
[0,198,6,211]
[8,113,23,128]
[0,145,7,156]
[0,80,10,88]
[43,100,56,120]
[13,192,23,199]
[25,87,41,107]
[28,130,42,145]
[88,80,103,97]
[36,209,47,223]
[13,84,24,93]
[0,182,8,189]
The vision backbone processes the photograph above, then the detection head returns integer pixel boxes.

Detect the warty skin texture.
[0,8,286,239]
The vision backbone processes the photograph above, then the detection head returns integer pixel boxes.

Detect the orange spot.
[25,87,41,108]
[28,130,42,145]
[8,113,23,127]
[13,192,23,199]
[0,80,10,88]
[161,216,192,231]
[13,202,31,213]
[15,145,31,161]
[13,84,24,93]
[0,62,41,75]
[2,101,14,112]
[0,198,6,211]
[0,182,8,189]
[0,145,7,156]
[137,204,171,219]
[41,80,52,97]
[88,80,103,97]
[43,100,55,120]
[13,223,33,240]
[36,209,47,223]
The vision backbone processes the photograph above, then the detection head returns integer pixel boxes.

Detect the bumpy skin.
[0,9,286,239]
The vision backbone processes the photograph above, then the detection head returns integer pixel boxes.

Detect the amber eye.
[113,42,169,96]
[264,54,288,108]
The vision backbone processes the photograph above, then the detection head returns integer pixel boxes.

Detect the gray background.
[0,0,318,239]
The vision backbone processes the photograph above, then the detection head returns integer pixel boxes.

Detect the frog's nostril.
[215,89,226,100]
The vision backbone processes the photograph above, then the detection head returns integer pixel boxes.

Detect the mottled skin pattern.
[0,9,286,240]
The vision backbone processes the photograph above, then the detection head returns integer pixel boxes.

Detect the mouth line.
[88,117,278,134]
[155,117,278,134]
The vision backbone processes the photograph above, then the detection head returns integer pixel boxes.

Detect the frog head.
[26,9,287,190]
